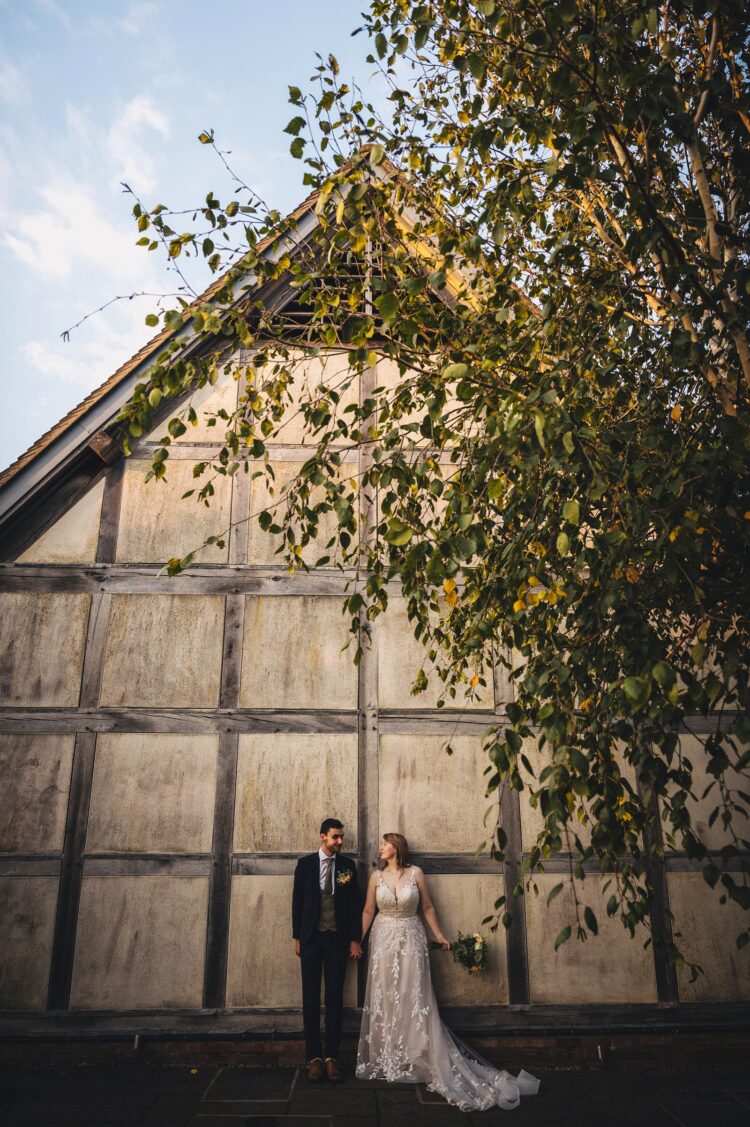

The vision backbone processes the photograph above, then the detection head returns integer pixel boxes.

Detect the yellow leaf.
[527,575,543,588]
[443,578,457,594]
[513,598,526,613]
[670,404,682,422]
[445,590,458,607]
[470,674,479,687]
[580,696,592,713]
[669,528,680,541]
[625,565,639,583]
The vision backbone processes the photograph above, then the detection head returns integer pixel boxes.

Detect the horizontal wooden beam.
[83,856,212,877]
[0,708,502,735]
[0,564,357,595]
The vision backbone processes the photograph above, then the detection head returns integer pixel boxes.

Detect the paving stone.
[289,1084,377,1114]
[656,1100,750,1127]
[202,1067,297,1101]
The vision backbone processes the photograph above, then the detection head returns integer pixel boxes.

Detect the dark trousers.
[300,930,348,1061]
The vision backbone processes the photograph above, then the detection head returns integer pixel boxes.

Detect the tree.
[114,0,750,971]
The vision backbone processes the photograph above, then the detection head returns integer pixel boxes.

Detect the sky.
[0,0,382,473]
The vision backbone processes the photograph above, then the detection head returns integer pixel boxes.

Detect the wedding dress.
[355,867,540,1112]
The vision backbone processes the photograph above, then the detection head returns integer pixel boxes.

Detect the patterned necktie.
[324,856,333,894]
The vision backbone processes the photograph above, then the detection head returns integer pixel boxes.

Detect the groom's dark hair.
[320,817,344,834]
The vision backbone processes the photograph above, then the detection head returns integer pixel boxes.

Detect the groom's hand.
[349,941,362,959]
[294,940,301,958]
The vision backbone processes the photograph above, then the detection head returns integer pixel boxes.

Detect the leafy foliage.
[114,1,750,970]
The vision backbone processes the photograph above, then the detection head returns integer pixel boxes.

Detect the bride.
[355,832,541,1112]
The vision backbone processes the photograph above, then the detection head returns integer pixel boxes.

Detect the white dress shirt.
[318,847,336,894]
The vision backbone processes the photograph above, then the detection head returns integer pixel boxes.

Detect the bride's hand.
[438,937,451,951]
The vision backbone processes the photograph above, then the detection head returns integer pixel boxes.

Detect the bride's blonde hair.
[381,832,410,870]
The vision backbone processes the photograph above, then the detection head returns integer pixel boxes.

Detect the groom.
[292,817,362,1083]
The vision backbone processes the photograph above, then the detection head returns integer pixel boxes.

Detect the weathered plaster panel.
[160,370,240,443]
[660,734,748,853]
[70,875,209,1010]
[99,594,224,707]
[425,875,507,1005]
[87,734,219,854]
[525,873,657,1003]
[0,734,74,853]
[379,735,492,853]
[0,877,58,1010]
[246,461,358,566]
[0,593,90,706]
[667,872,750,1001]
[378,598,491,710]
[16,479,105,564]
[240,596,358,709]
[116,459,231,564]
[263,351,360,445]
[234,734,358,852]
[226,874,357,1007]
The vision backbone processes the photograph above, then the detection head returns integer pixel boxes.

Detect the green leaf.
[290,137,305,159]
[369,143,386,165]
[652,662,676,691]
[556,531,570,555]
[554,925,571,951]
[376,292,399,322]
[584,906,598,935]
[284,116,306,136]
[385,517,414,546]
[532,408,546,450]
[606,894,618,917]
[443,362,469,380]
[562,430,575,454]
[145,313,159,327]
[562,499,580,525]
[622,676,650,708]
[547,882,564,906]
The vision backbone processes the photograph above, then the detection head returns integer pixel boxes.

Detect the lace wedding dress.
[355,868,540,1112]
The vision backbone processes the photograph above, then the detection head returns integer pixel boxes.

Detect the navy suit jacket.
[292,852,362,945]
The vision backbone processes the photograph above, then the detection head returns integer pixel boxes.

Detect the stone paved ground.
[1,1061,750,1127]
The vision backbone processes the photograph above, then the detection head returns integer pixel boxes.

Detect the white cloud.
[3,177,154,283]
[33,0,72,28]
[20,306,149,390]
[107,94,170,194]
[0,57,30,105]
[117,2,160,36]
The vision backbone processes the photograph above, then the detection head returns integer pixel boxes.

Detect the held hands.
[437,937,451,951]
[349,941,363,959]
[294,939,301,958]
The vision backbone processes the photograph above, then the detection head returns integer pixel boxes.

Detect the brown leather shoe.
[324,1057,342,1083]
[307,1058,324,1083]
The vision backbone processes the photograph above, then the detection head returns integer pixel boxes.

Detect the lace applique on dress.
[355,867,540,1112]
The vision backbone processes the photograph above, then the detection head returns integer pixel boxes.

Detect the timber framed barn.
[0,180,748,1052]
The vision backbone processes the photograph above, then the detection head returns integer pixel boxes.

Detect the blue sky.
[0,0,380,472]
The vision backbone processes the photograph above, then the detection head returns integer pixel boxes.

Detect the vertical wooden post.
[493,661,530,1006]
[638,780,679,1004]
[203,451,249,1008]
[47,461,123,1010]
[356,354,380,1006]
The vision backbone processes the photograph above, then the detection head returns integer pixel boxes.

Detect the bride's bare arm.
[415,868,450,949]
[361,871,379,941]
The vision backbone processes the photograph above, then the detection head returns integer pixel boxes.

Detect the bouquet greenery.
[430,931,487,974]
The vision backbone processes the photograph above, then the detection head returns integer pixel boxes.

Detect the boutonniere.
[336,870,353,886]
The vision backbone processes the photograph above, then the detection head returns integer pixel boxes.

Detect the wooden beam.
[83,856,212,876]
[0,564,358,595]
[500,785,530,1006]
[95,462,125,563]
[203,593,244,1008]
[46,479,119,1012]
[356,357,380,1005]
[638,779,678,1005]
